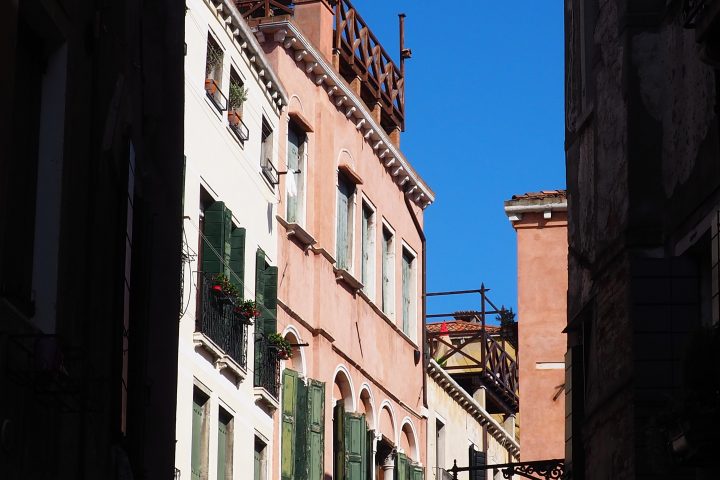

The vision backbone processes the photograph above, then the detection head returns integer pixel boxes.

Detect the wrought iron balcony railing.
[229,116,250,143]
[197,274,249,369]
[254,333,280,398]
[205,78,228,113]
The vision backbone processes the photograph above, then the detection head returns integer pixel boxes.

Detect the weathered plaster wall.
[513,212,567,461]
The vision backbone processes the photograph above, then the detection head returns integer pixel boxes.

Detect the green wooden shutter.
[395,452,408,480]
[202,201,230,275]
[217,419,227,480]
[344,412,367,480]
[281,369,299,480]
[366,427,373,480]
[468,446,485,480]
[262,265,278,335]
[229,227,246,297]
[191,399,203,480]
[402,250,411,335]
[287,127,301,222]
[294,377,308,480]
[306,379,326,480]
[333,403,345,480]
[255,248,267,333]
[410,464,425,480]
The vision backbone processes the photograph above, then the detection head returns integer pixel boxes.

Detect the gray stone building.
[0,0,184,477]
[564,1,719,479]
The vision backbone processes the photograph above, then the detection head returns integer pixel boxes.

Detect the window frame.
[335,170,356,272]
[285,120,308,226]
[401,243,418,339]
[360,198,377,301]
[381,221,396,318]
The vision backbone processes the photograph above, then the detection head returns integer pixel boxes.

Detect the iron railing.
[254,333,280,398]
[205,78,228,112]
[261,158,279,185]
[229,116,250,143]
[197,274,249,368]
[448,458,564,480]
[234,0,293,19]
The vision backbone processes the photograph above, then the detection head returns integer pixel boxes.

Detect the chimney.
[292,0,335,63]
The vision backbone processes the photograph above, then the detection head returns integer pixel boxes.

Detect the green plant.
[211,273,240,300]
[268,333,292,359]
[229,82,248,110]
[205,43,223,77]
[233,299,261,319]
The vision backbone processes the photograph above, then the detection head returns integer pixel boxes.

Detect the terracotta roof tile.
[510,190,567,201]
[427,321,501,334]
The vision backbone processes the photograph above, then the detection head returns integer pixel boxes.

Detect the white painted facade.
[426,361,519,480]
[175,0,287,478]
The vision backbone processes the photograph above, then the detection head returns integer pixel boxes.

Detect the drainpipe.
[404,195,427,408]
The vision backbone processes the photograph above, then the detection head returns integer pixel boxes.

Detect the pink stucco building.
[237,1,434,478]
[505,190,567,461]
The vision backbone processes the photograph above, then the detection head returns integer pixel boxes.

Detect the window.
[254,437,267,480]
[436,419,446,472]
[204,35,227,112]
[286,122,306,224]
[228,70,249,142]
[336,172,355,271]
[401,247,416,337]
[381,226,395,317]
[260,118,278,185]
[191,388,210,480]
[217,408,234,480]
[361,202,376,298]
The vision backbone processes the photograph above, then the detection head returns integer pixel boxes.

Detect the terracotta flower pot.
[228,109,242,126]
[205,78,217,94]
[212,284,223,293]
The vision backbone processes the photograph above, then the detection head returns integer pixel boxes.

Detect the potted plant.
[210,273,240,301]
[268,333,292,360]
[233,299,261,322]
[228,82,248,126]
[204,44,223,94]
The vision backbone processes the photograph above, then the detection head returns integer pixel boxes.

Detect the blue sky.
[354,1,566,322]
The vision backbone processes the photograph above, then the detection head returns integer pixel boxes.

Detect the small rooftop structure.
[504,189,567,223]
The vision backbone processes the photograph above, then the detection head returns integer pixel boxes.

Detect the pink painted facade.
[247,1,433,476]
[505,191,567,461]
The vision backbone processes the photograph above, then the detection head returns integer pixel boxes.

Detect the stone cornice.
[251,19,435,209]
[427,359,520,457]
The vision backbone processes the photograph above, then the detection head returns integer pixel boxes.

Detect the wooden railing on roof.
[233,0,406,132]
[234,0,294,19]
[429,324,519,408]
[333,0,405,131]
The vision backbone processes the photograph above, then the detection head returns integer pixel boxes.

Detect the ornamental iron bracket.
[448,458,564,480]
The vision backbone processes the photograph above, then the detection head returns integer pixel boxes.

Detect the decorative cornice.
[250,19,435,209]
[427,359,520,457]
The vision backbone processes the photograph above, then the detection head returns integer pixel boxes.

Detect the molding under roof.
[427,359,520,458]
[208,0,289,107]
[250,19,434,209]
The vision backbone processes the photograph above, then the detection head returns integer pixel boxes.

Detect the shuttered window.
[191,389,209,480]
[217,409,233,480]
[361,202,375,297]
[345,413,367,480]
[468,445,486,480]
[229,227,246,296]
[281,369,299,480]
[401,248,415,337]
[336,172,355,271]
[381,227,395,316]
[281,370,326,480]
[286,124,306,224]
[202,201,232,276]
[410,465,425,480]
[395,452,409,480]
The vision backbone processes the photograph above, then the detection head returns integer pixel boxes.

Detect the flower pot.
[212,284,223,293]
[228,109,242,126]
[278,351,290,360]
[205,78,217,95]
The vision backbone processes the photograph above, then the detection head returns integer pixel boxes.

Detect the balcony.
[235,0,406,132]
[205,79,228,113]
[253,332,280,409]
[229,114,250,143]
[261,158,279,185]
[193,274,250,382]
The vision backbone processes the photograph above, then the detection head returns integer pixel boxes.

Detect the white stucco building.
[426,360,520,480]
[175,0,288,479]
